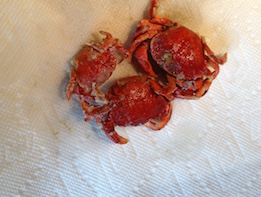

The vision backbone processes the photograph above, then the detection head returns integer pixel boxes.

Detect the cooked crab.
[129,0,227,99]
[67,31,128,102]
[81,76,173,144]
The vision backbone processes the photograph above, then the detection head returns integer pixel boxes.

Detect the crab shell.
[81,76,172,144]
[150,26,206,81]
[72,45,118,92]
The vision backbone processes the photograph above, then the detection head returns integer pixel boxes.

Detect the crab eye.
[162,53,173,64]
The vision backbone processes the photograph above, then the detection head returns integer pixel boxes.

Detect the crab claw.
[129,29,160,62]
[134,41,157,77]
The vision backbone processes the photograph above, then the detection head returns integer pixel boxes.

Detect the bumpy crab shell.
[151,26,207,81]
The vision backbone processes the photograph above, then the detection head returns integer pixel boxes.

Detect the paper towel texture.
[1,0,261,196]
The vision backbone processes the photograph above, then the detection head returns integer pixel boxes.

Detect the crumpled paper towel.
[1,0,261,196]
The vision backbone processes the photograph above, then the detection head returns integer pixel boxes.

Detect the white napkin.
[1,0,261,196]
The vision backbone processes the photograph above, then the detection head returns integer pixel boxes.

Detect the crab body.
[81,76,172,144]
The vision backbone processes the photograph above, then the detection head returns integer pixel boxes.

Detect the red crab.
[129,0,227,99]
[80,76,173,144]
[67,31,128,102]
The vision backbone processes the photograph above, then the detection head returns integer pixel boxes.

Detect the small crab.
[67,31,128,102]
[81,76,173,144]
[129,0,227,99]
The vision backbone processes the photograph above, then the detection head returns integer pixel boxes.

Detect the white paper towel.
[1,0,261,196]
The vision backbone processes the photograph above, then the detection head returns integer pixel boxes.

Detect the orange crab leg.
[175,77,213,99]
[81,94,128,144]
[165,74,177,94]
[130,21,176,62]
[81,99,110,122]
[129,30,160,61]
[100,31,129,63]
[112,41,129,63]
[89,31,128,64]
[86,32,110,52]
[144,103,172,130]
[205,56,220,79]
[102,119,128,144]
[67,68,77,100]
[99,31,113,50]
[203,41,227,65]
[150,17,177,26]
[70,85,94,102]
[194,79,212,98]
[132,20,164,41]
[135,41,157,77]
[149,0,176,24]
[192,78,204,90]
[149,74,176,101]
[149,0,158,19]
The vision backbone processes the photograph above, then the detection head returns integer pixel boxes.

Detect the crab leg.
[90,31,128,63]
[132,20,164,41]
[205,56,220,79]
[144,103,172,130]
[67,68,77,100]
[187,55,221,98]
[149,0,158,19]
[130,22,176,62]
[164,74,177,98]
[135,41,157,77]
[202,40,227,65]
[99,31,113,50]
[111,39,129,63]
[194,79,212,98]
[70,85,95,102]
[175,77,212,99]
[129,30,160,61]
[149,0,176,24]
[188,49,223,98]
[132,20,174,42]
[99,31,129,63]
[102,119,128,144]
[149,74,176,101]
[68,78,108,104]
[85,32,110,52]
[81,99,110,122]
[150,17,176,26]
